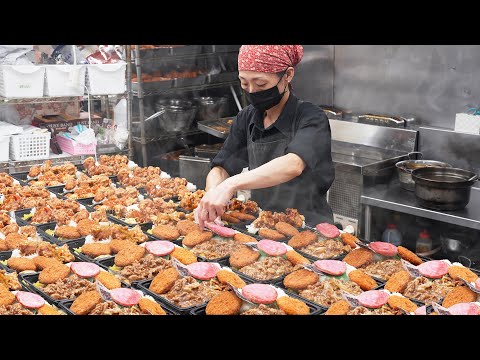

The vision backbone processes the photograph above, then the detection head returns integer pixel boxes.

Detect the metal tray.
[206,72,238,84]
[190,288,324,315]
[197,117,234,139]
[107,214,153,229]
[132,80,174,93]
[36,223,86,250]
[173,75,207,88]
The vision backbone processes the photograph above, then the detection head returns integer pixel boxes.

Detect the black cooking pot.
[411,167,479,211]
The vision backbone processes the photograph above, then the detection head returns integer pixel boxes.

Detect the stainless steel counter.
[361,180,480,240]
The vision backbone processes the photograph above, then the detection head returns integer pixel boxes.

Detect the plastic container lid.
[387,224,397,229]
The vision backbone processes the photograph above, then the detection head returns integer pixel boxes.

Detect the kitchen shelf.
[131,129,204,144]
[132,45,239,62]
[0,94,125,104]
[361,180,480,240]
[132,79,239,97]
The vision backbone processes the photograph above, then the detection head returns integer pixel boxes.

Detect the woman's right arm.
[205,166,230,191]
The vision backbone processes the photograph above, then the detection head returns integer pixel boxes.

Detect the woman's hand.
[195,179,236,229]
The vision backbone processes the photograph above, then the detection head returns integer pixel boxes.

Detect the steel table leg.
[364,205,372,242]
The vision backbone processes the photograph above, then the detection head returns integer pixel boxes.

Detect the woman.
[196,45,335,228]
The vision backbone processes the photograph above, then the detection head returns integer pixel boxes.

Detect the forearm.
[205,166,230,191]
[226,153,305,191]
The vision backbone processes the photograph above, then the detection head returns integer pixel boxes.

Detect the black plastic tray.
[136,278,214,315]
[36,223,86,250]
[107,214,153,229]
[75,198,97,212]
[14,208,57,228]
[190,288,324,315]
[57,295,177,315]
[0,251,13,271]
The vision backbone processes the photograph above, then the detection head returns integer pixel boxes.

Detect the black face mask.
[245,71,288,113]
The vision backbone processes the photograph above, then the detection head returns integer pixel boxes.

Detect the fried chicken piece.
[149,268,180,294]
[95,271,121,290]
[233,233,258,244]
[182,230,213,248]
[72,209,90,224]
[176,220,201,236]
[285,208,304,228]
[138,298,167,315]
[54,226,81,240]
[7,258,37,272]
[114,245,145,267]
[64,179,77,191]
[385,270,411,293]
[448,266,479,283]
[0,286,16,306]
[229,246,260,269]
[343,248,374,268]
[206,291,242,315]
[76,219,97,237]
[19,225,37,238]
[28,166,41,178]
[221,213,241,224]
[38,303,62,315]
[216,270,246,289]
[277,296,310,315]
[38,264,71,284]
[258,228,286,241]
[91,225,113,241]
[90,209,108,223]
[81,243,112,258]
[33,256,63,270]
[18,241,41,256]
[1,223,19,236]
[288,230,317,249]
[340,233,359,249]
[275,222,300,237]
[71,290,103,315]
[0,241,8,252]
[31,207,53,224]
[442,286,477,308]
[5,233,27,250]
[285,250,311,266]
[171,247,197,265]
[284,269,319,290]
[325,300,351,315]
[152,225,180,241]
[397,246,423,266]
[348,270,378,291]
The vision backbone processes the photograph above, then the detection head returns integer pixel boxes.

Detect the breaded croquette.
[114,245,145,267]
[387,295,418,313]
[397,246,423,266]
[206,291,242,315]
[348,269,378,291]
[325,300,351,315]
[71,290,102,315]
[287,230,317,249]
[229,246,260,268]
[54,226,81,240]
[33,256,63,270]
[216,270,246,289]
[340,233,359,249]
[81,243,112,258]
[385,270,411,293]
[275,222,299,237]
[176,220,200,236]
[38,264,71,284]
[258,228,286,241]
[139,298,166,315]
[285,250,311,266]
[343,248,374,268]
[448,266,479,283]
[152,225,180,241]
[277,296,310,315]
[283,269,319,290]
[233,233,258,244]
[6,258,37,272]
[95,271,121,290]
[149,268,179,294]
[171,247,197,265]
[442,286,478,308]
[182,230,213,247]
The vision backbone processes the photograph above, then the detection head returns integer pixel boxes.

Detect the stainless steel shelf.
[131,129,204,144]
[0,94,126,104]
[132,79,239,97]
[361,181,480,232]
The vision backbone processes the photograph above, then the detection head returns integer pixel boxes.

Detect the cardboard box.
[14,99,81,125]
[32,113,103,135]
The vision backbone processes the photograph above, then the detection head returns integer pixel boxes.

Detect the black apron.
[247,100,334,225]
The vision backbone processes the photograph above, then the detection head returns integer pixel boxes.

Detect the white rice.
[160,171,171,179]
[186,182,197,192]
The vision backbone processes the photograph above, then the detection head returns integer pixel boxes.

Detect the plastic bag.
[0,45,34,65]
[0,104,21,125]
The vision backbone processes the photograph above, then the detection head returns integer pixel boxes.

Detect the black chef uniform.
[211,94,335,225]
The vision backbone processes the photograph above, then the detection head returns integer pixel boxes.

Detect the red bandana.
[238,45,304,73]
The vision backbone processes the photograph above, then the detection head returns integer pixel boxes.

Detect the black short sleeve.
[211,110,250,176]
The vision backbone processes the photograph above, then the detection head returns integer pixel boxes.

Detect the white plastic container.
[382,223,403,246]
[0,65,45,98]
[0,135,10,161]
[10,132,51,161]
[416,229,432,255]
[45,64,86,96]
[114,98,127,129]
[86,63,126,95]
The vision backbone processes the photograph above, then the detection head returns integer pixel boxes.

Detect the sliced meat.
[417,260,449,279]
[241,284,278,304]
[110,288,142,307]
[204,222,236,238]
[257,239,287,257]
[186,262,219,281]
[368,242,398,257]
[15,291,45,309]
[414,305,427,315]
[70,262,101,278]
[315,223,340,238]
[144,241,175,257]
[313,260,346,276]
[357,290,389,309]
[448,302,480,315]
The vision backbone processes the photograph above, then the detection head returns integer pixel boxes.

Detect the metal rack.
[0,46,131,171]
[128,45,243,166]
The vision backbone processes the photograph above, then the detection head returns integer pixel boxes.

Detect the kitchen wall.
[292,45,480,130]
